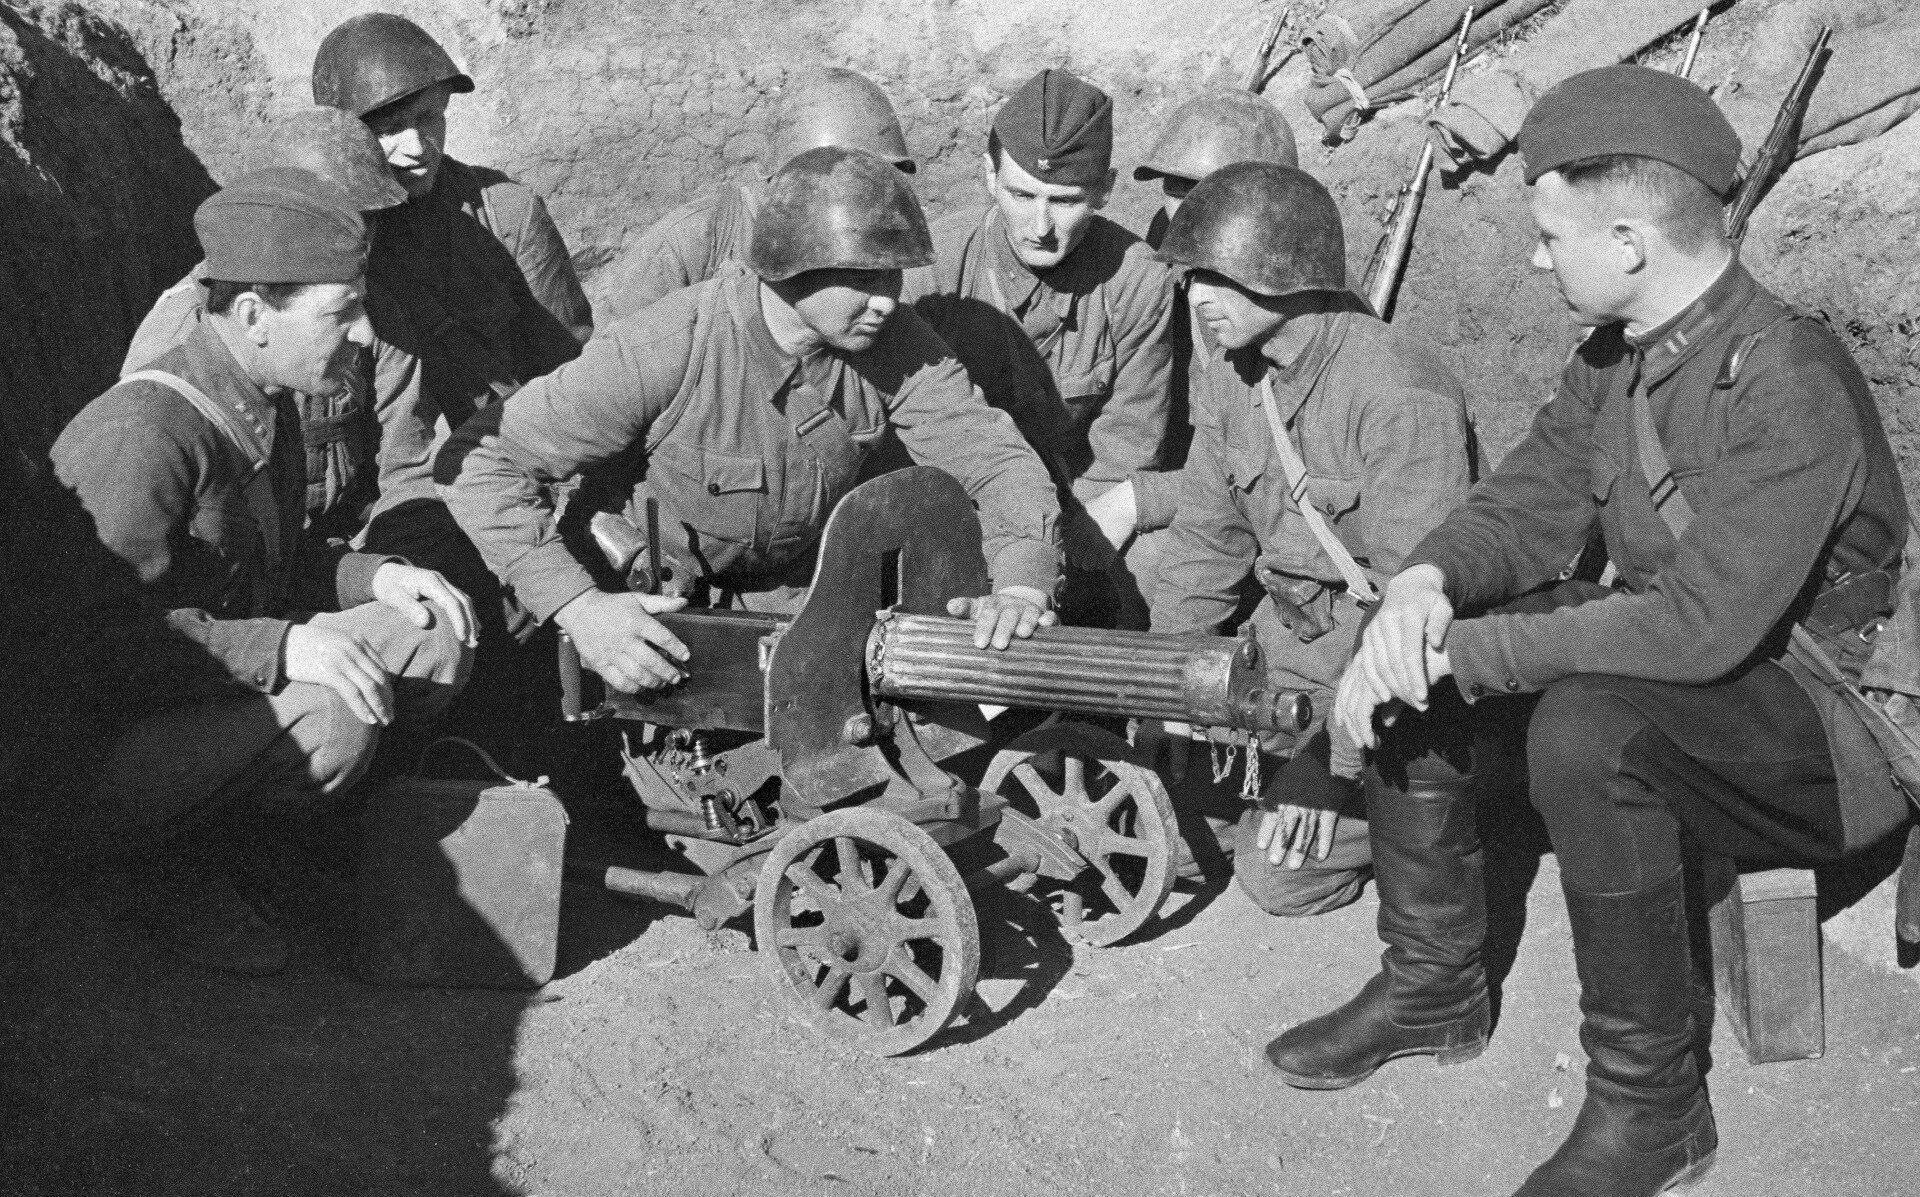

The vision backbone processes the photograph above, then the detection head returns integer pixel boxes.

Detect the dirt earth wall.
[2,0,1914,474]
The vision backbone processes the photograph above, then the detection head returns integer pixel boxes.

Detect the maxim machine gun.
[564,467,1310,1054]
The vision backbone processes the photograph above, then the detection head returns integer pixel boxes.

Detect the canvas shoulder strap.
[1256,370,1378,604]
[123,368,283,585]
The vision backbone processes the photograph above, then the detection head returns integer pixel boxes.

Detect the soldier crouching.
[437,146,1063,696]
[1134,162,1477,924]
[50,169,476,976]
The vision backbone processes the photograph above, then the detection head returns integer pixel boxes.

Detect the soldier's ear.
[980,151,998,195]
[1088,168,1117,210]
[232,291,272,345]
[1610,219,1649,275]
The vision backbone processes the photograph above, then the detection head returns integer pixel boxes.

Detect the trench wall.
[1,0,1914,476]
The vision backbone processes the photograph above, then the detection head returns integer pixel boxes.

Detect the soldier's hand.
[284,623,395,726]
[1062,506,1119,571]
[1333,658,1400,751]
[371,562,479,647]
[949,587,1057,650]
[1357,565,1454,710]
[1131,718,1195,783]
[1257,803,1339,869]
[554,590,691,693]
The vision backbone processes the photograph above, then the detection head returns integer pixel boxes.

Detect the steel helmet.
[1134,90,1299,184]
[747,147,934,282]
[311,13,475,119]
[247,105,407,211]
[767,68,914,174]
[1155,161,1345,297]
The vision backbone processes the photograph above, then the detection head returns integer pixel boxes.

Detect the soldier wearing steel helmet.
[311,12,592,652]
[1135,162,1474,931]
[1134,88,1299,251]
[607,67,918,319]
[439,148,1061,694]
[122,106,414,546]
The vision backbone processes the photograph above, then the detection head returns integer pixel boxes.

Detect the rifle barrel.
[1726,25,1831,240]
[1242,8,1289,92]
[1679,7,1709,79]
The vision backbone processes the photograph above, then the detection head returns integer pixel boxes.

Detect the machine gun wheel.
[979,724,1178,947]
[754,807,980,1056]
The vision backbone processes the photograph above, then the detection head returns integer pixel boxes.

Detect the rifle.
[1242,8,1290,93]
[1678,7,1709,80]
[1363,5,1474,321]
[1725,24,1832,242]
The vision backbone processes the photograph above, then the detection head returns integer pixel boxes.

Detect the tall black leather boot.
[1514,869,1717,1196]
[1265,769,1489,1088]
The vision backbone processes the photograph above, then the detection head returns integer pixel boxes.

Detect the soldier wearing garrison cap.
[1327,64,1910,1197]
[608,67,918,319]
[905,67,1179,631]
[313,12,595,755]
[440,147,1062,698]
[50,168,476,977]
[1136,162,1472,916]
[123,106,415,548]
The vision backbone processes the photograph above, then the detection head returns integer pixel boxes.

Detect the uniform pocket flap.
[698,450,765,495]
[1305,475,1361,518]
[1226,446,1267,491]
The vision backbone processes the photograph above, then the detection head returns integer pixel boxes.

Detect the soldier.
[122,106,411,548]
[1135,163,1473,922]
[312,12,592,647]
[608,67,916,319]
[1134,88,1299,251]
[906,68,1177,630]
[440,147,1061,693]
[49,169,475,975]
[1325,67,1910,1195]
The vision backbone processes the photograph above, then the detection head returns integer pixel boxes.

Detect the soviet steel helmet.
[747,147,934,282]
[767,68,915,174]
[248,106,407,211]
[1155,161,1345,297]
[1134,90,1299,184]
[312,13,475,118]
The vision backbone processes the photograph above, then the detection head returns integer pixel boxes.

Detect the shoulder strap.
[123,368,283,588]
[1256,374,1378,603]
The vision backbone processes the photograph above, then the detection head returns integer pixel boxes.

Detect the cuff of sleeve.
[235,619,291,693]
[509,546,603,624]
[1446,616,1558,703]
[1131,470,1181,533]
[335,552,403,608]
[989,538,1062,603]
[1401,549,1468,608]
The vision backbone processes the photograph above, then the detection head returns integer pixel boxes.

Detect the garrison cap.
[992,68,1113,187]
[195,167,369,285]
[1518,64,1741,196]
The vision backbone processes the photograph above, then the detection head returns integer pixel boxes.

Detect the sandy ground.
[5,738,1918,1197]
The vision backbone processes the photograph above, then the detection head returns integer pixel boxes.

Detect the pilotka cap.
[1518,64,1742,196]
[196,167,369,285]
[992,68,1113,187]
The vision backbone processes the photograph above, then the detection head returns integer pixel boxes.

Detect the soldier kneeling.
[1136,163,1477,926]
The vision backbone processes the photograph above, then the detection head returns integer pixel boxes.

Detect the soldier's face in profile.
[1159,175,1195,221]
[366,84,453,201]
[249,279,375,398]
[982,152,1114,271]
[1186,271,1283,350]
[789,267,904,352]
[1528,171,1636,327]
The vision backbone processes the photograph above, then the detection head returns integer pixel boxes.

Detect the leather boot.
[1513,869,1717,1196]
[1265,769,1488,1088]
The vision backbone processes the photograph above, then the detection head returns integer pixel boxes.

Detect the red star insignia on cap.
[1037,156,1052,172]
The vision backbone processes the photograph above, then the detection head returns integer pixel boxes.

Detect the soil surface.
[4,737,1919,1197]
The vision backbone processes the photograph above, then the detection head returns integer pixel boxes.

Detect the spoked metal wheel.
[754,807,981,1056]
[979,723,1178,947]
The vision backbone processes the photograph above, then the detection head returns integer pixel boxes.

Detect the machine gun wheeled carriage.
[563,467,1309,1054]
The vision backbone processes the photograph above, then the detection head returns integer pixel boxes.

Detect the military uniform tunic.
[1152,304,1472,706]
[604,185,758,321]
[53,323,396,693]
[906,206,1178,506]
[440,265,1061,622]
